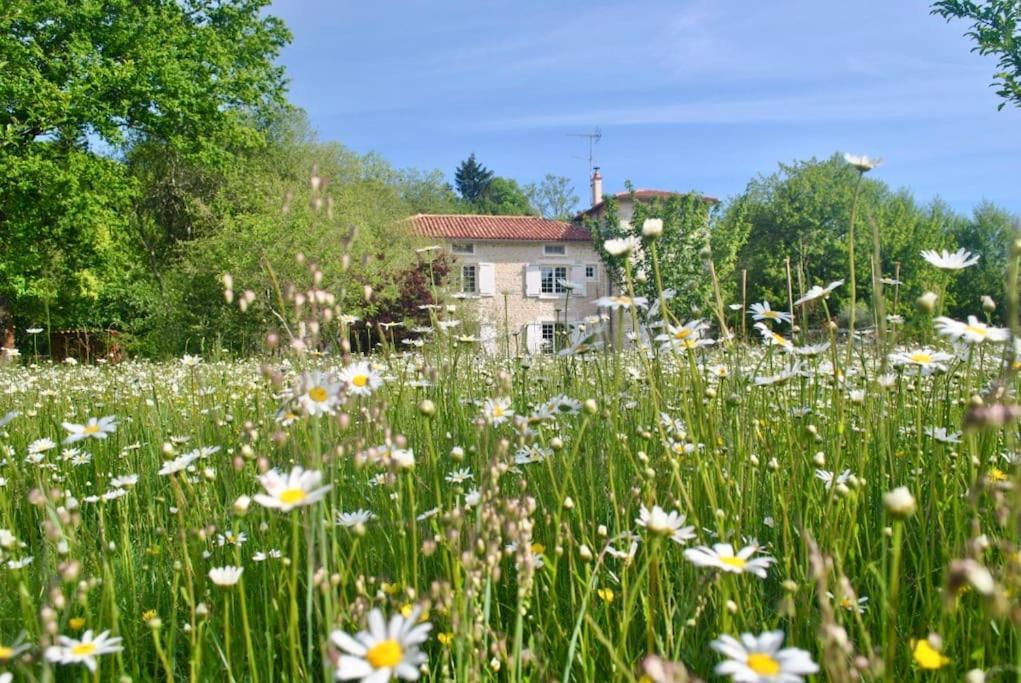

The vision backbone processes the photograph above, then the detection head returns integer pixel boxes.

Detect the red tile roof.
[576,189,719,218]
[408,214,592,242]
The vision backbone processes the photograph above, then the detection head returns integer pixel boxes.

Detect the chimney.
[590,167,603,207]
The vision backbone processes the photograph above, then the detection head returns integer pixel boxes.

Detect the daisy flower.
[208,566,243,587]
[45,630,123,672]
[62,416,118,444]
[336,509,375,528]
[27,438,57,455]
[635,505,696,545]
[254,466,332,512]
[889,349,954,374]
[603,236,641,257]
[794,280,843,305]
[296,371,341,416]
[749,302,792,325]
[755,322,793,351]
[482,397,513,425]
[934,315,1008,345]
[843,153,881,172]
[921,247,979,270]
[925,427,962,444]
[711,630,818,681]
[338,362,383,397]
[329,606,431,681]
[158,451,201,476]
[595,295,649,310]
[683,543,775,578]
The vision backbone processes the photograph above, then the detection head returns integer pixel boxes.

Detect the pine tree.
[454,153,494,203]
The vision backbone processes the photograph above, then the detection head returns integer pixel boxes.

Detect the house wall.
[442,240,612,353]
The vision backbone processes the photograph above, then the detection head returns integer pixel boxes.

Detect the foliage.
[524,174,580,219]
[933,0,1021,109]
[453,153,494,203]
[947,201,1021,319]
[474,176,536,216]
[588,186,723,314]
[0,0,291,336]
[721,155,971,325]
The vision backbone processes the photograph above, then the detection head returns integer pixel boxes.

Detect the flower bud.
[883,486,916,518]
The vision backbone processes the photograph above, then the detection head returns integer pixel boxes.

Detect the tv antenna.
[566,127,602,175]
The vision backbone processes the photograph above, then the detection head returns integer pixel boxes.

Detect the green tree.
[475,177,536,216]
[454,153,494,203]
[525,174,580,219]
[722,154,967,327]
[947,201,1020,319]
[933,0,1021,109]
[0,0,291,345]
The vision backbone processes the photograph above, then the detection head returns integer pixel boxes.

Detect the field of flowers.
[2,239,1021,682]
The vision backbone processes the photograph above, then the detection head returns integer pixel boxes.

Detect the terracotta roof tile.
[408,214,592,242]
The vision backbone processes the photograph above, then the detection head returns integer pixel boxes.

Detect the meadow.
[1,239,1020,683]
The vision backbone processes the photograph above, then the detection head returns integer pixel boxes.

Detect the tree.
[932,0,1021,109]
[475,177,536,216]
[525,174,580,219]
[721,154,976,327]
[454,153,494,203]
[948,201,1020,319]
[589,187,720,316]
[0,0,291,346]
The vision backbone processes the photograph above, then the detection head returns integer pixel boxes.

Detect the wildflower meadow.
[2,204,1021,682]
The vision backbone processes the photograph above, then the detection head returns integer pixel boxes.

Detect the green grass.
[0,320,1017,681]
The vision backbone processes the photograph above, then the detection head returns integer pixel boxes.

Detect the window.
[452,242,474,255]
[460,264,477,294]
[540,265,568,294]
[540,322,566,352]
[585,264,597,280]
[543,244,566,256]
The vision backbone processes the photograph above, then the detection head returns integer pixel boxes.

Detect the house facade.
[409,214,611,353]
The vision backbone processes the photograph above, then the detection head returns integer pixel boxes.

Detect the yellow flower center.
[83,423,101,434]
[909,352,933,364]
[308,386,329,403]
[69,618,85,630]
[0,645,13,660]
[71,642,98,657]
[720,556,747,569]
[279,488,307,505]
[366,639,403,669]
[674,328,692,339]
[530,543,545,554]
[965,324,988,337]
[763,311,779,319]
[771,333,787,345]
[746,652,781,675]
[352,374,369,388]
[493,407,504,417]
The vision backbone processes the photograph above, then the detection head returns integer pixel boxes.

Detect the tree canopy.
[933,0,1021,109]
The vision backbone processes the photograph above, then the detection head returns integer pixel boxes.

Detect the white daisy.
[635,505,696,545]
[254,466,332,512]
[482,397,514,425]
[843,153,881,172]
[208,566,243,587]
[336,509,375,528]
[934,316,1008,345]
[921,247,979,270]
[62,416,118,444]
[595,295,649,310]
[603,236,641,257]
[889,348,954,374]
[329,607,431,681]
[749,302,792,325]
[339,362,384,397]
[296,371,341,416]
[45,630,123,672]
[711,630,818,682]
[683,543,775,578]
[794,280,843,305]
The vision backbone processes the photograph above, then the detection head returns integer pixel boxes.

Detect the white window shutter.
[525,322,539,353]
[570,265,587,294]
[478,263,495,296]
[524,264,541,297]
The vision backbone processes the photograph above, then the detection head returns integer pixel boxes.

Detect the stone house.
[408,168,698,353]
[409,213,610,353]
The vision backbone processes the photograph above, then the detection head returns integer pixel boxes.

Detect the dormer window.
[451,242,475,255]
[543,244,566,256]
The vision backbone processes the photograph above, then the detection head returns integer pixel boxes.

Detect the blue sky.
[269,0,1020,214]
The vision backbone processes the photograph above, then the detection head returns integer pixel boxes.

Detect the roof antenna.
[566,127,602,176]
